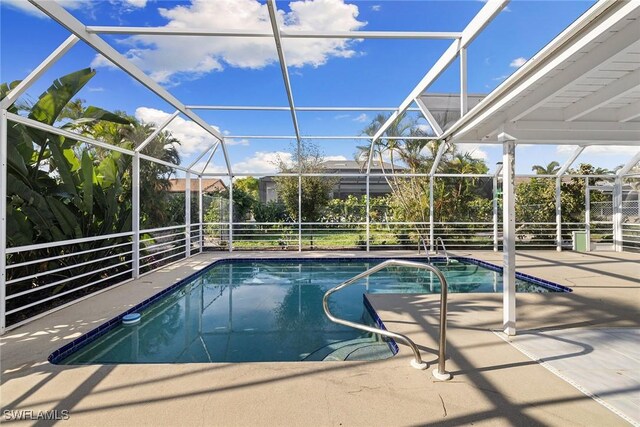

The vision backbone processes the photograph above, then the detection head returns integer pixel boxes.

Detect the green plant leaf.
[47,197,82,239]
[81,150,94,216]
[48,135,78,197]
[29,68,96,125]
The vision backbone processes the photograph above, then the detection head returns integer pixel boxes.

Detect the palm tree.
[531,161,560,175]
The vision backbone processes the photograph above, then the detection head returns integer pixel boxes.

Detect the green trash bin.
[572,230,588,252]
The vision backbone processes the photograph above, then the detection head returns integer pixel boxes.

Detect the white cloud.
[371,5,381,12]
[334,114,350,120]
[509,57,527,68]
[233,151,292,174]
[191,160,227,175]
[353,113,369,123]
[93,0,366,85]
[121,0,147,7]
[324,155,348,161]
[459,144,488,160]
[135,107,246,158]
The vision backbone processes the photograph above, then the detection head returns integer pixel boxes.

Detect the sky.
[1,0,634,176]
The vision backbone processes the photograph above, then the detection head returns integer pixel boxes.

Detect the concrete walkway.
[1,250,638,426]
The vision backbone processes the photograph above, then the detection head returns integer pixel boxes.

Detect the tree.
[2,68,190,324]
[234,176,259,201]
[532,161,560,175]
[275,142,336,222]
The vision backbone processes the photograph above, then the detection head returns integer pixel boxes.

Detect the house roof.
[168,178,226,193]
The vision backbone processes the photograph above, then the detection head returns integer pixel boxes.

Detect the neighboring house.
[168,178,226,194]
[258,160,404,203]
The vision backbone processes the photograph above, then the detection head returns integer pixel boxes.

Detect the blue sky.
[1,0,633,175]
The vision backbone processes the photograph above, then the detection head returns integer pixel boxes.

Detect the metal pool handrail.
[322,259,451,380]
[435,237,450,265]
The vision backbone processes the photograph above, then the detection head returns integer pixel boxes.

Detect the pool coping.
[47,256,571,364]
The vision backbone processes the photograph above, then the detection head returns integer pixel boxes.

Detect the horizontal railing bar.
[4,277,135,332]
[7,259,132,300]
[6,250,133,284]
[6,241,133,269]
[140,231,186,243]
[6,269,133,315]
[140,250,186,268]
[141,239,187,253]
[6,231,133,254]
[140,225,188,234]
[139,245,186,262]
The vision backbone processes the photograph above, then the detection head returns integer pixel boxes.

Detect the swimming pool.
[51,257,570,365]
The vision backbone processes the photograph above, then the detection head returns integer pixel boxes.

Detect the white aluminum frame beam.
[187,142,218,170]
[7,112,134,155]
[200,142,220,175]
[564,68,640,121]
[617,151,640,176]
[135,110,180,152]
[266,0,301,145]
[187,105,421,112]
[366,0,508,172]
[0,35,79,110]
[86,26,462,40]
[28,0,234,176]
[415,98,443,137]
[225,135,440,140]
[557,145,585,176]
[430,142,449,176]
[0,110,7,333]
[460,47,468,115]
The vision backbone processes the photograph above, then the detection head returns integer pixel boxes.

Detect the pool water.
[55,258,565,365]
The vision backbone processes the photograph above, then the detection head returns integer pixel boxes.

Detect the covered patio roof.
[444,0,639,150]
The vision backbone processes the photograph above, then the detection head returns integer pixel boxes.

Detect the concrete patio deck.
[1,250,638,426]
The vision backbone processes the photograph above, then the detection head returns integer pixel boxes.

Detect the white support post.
[613,176,623,252]
[298,175,302,252]
[493,174,499,252]
[132,152,140,279]
[185,172,191,258]
[198,176,203,254]
[0,109,8,333]
[429,177,435,253]
[556,177,562,252]
[499,132,516,336]
[366,174,370,252]
[460,47,468,115]
[585,179,591,251]
[228,177,233,252]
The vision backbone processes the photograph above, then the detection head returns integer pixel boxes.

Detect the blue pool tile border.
[48,255,571,364]
[363,294,399,355]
